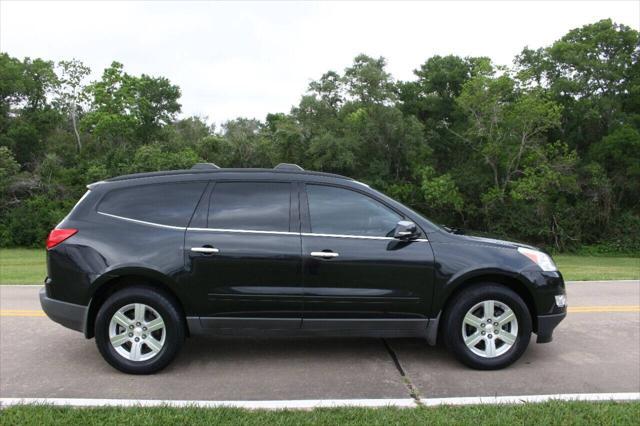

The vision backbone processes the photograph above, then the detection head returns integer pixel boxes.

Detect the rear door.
[300,183,435,324]
[184,181,303,329]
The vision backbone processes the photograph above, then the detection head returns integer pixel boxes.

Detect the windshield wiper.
[442,225,465,235]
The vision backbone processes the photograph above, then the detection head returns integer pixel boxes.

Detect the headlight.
[517,247,558,272]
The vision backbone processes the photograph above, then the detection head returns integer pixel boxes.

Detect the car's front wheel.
[95,285,185,374]
[442,283,532,370]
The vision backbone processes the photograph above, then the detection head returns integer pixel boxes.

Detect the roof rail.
[274,163,304,171]
[191,163,220,170]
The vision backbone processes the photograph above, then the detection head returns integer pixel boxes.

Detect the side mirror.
[394,220,419,240]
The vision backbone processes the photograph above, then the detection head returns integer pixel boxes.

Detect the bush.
[0,195,73,247]
[573,212,640,256]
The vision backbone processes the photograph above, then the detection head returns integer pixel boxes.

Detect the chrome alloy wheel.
[108,303,166,361]
[461,300,518,358]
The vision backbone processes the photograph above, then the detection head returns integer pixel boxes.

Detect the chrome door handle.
[310,251,339,259]
[191,247,219,254]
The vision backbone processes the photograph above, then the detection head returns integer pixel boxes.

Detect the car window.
[208,182,291,232]
[98,182,207,227]
[306,184,402,237]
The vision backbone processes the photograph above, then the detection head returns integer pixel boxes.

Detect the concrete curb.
[2,393,639,410]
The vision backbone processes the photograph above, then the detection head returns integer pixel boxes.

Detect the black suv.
[41,163,566,374]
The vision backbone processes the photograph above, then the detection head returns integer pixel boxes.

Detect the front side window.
[306,185,402,237]
[208,182,291,232]
[98,182,207,227]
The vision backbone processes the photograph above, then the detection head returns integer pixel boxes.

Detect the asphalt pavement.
[1,280,638,402]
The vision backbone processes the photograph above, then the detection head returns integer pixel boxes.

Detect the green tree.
[420,165,465,223]
[0,54,25,133]
[343,54,396,104]
[510,142,579,249]
[219,118,270,167]
[265,113,306,166]
[21,57,59,112]
[345,104,429,181]
[306,132,356,173]
[517,19,640,152]
[56,59,91,152]
[589,125,640,207]
[83,62,181,146]
[452,73,562,200]
[0,146,20,196]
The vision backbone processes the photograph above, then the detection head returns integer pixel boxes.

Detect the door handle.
[191,247,220,254]
[310,251,339,259]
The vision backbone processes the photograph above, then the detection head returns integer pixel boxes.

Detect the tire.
[442,283,532,370]
[95,285,185,374]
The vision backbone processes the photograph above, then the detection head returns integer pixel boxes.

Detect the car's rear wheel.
[95,285,185,374]
[442,283,532,370]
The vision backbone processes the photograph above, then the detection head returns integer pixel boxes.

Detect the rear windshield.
[98,182,207,227]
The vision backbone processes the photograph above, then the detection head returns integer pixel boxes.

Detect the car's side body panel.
[184,229,304,321]
[43,168,565,345]
[300,235,434,319]
[297,181,436,321]
[426,231,566,319]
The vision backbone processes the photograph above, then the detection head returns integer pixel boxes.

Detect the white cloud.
[1,1,638,124]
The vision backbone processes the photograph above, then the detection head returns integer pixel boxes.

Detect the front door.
[185,181,302,329]
[300,184,435,327]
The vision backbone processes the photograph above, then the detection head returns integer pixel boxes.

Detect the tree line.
[0,19,638,253]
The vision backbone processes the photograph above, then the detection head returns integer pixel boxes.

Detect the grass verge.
[0,249,46,285]
[554,255,639,281]
[0,249,638,284]
[1,401,639,425]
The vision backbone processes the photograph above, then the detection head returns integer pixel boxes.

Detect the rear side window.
[208,182,291,232]
[98,182,207,227]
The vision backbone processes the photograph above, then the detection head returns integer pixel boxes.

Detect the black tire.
[95,285,185,374]
[442,283,532,370]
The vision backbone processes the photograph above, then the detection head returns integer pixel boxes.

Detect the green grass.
[554,255,639,281]
[0,249,637,284]
[1,402,638,425]
[0,248,46,285]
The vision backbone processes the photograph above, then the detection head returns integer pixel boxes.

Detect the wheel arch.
[436,272,539,340]
[85,268,188,339]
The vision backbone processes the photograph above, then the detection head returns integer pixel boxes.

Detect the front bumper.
[39,287,88,333]
[520,268,567,343]
[536,310,566,343]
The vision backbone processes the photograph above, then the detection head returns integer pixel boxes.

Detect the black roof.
[103,164,351,183]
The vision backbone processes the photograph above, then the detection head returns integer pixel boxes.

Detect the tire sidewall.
[444,284,532,370]
[95,287,184,374]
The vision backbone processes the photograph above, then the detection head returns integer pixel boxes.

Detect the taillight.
[46,228,78,250]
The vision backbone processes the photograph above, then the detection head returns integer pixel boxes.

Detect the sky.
[1,1,638,125]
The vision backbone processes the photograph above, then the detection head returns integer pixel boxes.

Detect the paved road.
[1,281,638,401]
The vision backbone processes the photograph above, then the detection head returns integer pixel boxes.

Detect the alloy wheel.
[461,300,519,358]
[108,303,166,361]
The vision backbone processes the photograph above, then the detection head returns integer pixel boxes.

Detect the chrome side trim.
[302,232,428,242]
[302,232,392,241]
[97,212,186,230]
[188,227,299,236]
[96,213,430,242]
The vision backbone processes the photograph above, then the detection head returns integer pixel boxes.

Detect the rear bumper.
[39,287,87,333]
[536,310,566,343]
